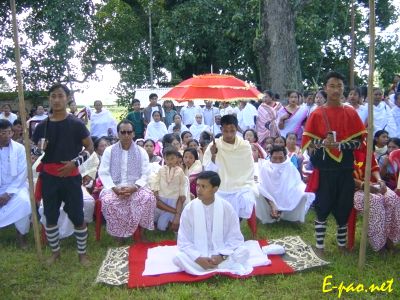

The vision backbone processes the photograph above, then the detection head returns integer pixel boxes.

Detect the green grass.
[1,210,399,300]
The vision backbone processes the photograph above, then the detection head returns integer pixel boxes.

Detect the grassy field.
[1,210,399,300]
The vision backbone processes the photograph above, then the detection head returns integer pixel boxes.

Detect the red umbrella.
[161,73,263,102]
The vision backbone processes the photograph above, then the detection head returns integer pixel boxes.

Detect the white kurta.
[203,137,256,218]
[0,112,18,124]
[90,109,117,137]
[0,141,31,233]
[392,106,400,138]
[257,158,314,223]
[236,104,258,131]
[373,102,397,137]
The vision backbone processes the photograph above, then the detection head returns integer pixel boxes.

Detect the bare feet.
[79,253,90,267]
[46,251,61,265]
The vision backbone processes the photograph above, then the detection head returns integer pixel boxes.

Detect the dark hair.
[348,87,361,97]
[1,103,12,109]
[173,114,182,121]
[68,100,76,106]
[270,145,287,157]
[172,124,181,131]
[162,100,176,111]
[316,90,327,99]
[0,119,12,130]
[388,137,400,148]
[163,146,180,158]
[196,171,221,187]
[215,133,222,139]
[220,114,238,128]
[13,119,22,126]
[151,110,161,118]
[144,139,156,146]
[395,92,400,101]
[373,129,389,148]
[304,90,315,98]
[181,131,192,140]
[149,93,158,100]
[49,83,70,96]
[162,133,180,148]
[117,119,134,132]
[183,147,199,160]
[132,99,140,105]
[94,136,109,150]
[286,132,297,139]
[187,138,199,146]
[286,90,299,98]
[263,90,274,98]
[274,135,286,146]
[199,131,212,148]
[94,100,102,105]
[243,129,258,142]
[323,71,345,86]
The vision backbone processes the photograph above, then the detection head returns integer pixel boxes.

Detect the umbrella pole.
[10,0,43,260]
[358,0,375,270]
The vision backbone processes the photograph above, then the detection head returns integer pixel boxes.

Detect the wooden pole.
[358,0,375,269]
[10,0,42,260]
[349,0,355,89]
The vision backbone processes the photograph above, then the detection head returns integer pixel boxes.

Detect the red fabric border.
[128,240,294,288]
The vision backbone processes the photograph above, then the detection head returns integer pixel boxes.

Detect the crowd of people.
[1,71,400,271]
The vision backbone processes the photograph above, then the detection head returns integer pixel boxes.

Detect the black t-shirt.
[32,114,90,163]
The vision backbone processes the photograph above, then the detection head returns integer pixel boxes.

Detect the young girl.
[286,132,303,172]
[183,148,203,198]
[380,137,400,190]
[151,148,186,232]
[168,114,189,134]
[144,139,162,163]
[180,131,192,150]
[144,111,168,142]
[187,138,203,162]
[373,130,389,165]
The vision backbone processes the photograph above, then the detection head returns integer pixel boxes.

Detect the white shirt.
[98,144,150,189]
[220,105,235,116]
[202,107,220,126]
[180,106,202,126]
[236,104,257,131]
[392,105,400,138]
[90,109,117,137]
[373,101,397,137]
[0,112,18,124]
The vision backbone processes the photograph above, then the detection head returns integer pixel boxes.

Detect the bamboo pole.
[349,0,355,89]
[10,0,42,260]
[358,0,375,269]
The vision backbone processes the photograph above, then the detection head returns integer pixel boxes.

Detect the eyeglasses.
[119,130,133,135]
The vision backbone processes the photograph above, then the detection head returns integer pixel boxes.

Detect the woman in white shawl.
[145,110,168,142]
[190,113,211,141]
[90,100,117,138]
[168,114,189,134]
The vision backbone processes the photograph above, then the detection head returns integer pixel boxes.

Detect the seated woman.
[273,135,298,168]
[187,138,203,162]
[286,132,303,173]
[144,139,162,163]
[162,133,182,153]
[183,148,203,198]
[168,114,189,134]
[379,137,400,190]
[353,144,400,252]
[243,129,267,159]
[144,110,168,144]
[180,131,193,150]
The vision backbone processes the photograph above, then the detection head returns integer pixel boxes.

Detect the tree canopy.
[1,0,399,97]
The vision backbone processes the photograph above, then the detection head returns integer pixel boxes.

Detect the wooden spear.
[10,0,42,259]
[358,0,375,269]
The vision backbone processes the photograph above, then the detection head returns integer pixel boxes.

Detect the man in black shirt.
[33,84,93,265]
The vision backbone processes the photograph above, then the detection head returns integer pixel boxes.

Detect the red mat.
[128,240,294,288]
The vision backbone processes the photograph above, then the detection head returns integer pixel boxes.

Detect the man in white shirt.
[372,88,397,137]
[202,101,219,126]
[0,104,18,124]
[219,102,235,117]
[174,171,251,275]
[180,100,202,128]
[391,92,400,138]
[235,101,258,133]
[98,119,156,243]
[0,119,31,248]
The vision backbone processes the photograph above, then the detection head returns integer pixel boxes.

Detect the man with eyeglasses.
[98,119,156,245]
[0,119,31,249]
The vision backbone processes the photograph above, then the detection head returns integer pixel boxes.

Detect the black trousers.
[41,172,84,227]
[314,169,355,226]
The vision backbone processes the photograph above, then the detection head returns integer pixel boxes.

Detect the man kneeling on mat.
[174,171,252,275]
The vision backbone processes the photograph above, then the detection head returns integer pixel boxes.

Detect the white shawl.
[193,197,224,257]
[145,121,168,142]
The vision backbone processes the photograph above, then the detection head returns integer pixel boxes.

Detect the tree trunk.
[255,0,302,99]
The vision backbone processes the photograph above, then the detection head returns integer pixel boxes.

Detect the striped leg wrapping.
[336,225,347,247]
[315,220,327,249]
[74,227,88,255]
[45,226,60,253]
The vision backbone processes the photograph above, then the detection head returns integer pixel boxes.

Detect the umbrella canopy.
[161,73,263,102]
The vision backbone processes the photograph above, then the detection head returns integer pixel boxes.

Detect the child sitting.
[151,147,187,231]
[183,148,203,199]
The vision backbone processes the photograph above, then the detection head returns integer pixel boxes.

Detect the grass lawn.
[1,209,399,300]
